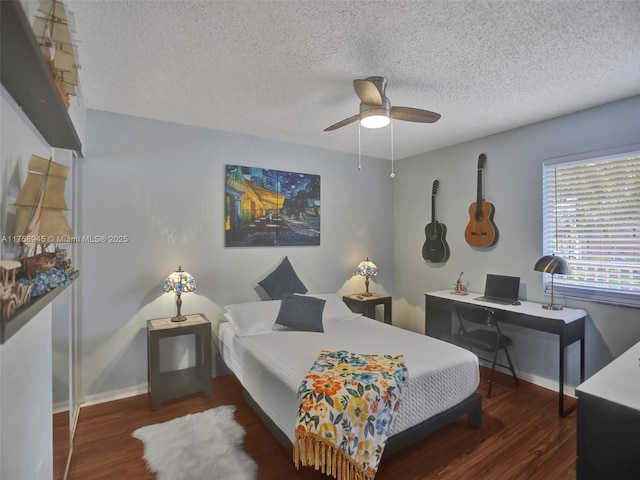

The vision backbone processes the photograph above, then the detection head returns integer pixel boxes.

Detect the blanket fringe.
[294,431,375,480]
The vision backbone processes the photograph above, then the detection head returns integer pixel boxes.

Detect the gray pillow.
[274,294,325,332]
[258,256,308,300]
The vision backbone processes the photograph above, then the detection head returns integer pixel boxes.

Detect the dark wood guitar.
[422,180,450,263]
[464,154,498,247]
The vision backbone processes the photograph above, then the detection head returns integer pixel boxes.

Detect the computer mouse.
[511,300,521,305]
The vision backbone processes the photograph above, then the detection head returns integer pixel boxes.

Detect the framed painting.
[225,165,320,247]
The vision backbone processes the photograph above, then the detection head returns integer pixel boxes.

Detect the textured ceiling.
[65,0,640,160]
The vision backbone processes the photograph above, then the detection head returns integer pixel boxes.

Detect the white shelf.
[0,271,79,344]
[0,0,82,153]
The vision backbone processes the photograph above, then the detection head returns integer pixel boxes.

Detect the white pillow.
[224,300,281,337]
[298,293,361,322]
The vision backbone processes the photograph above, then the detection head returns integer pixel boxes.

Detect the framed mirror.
[51,149,79,480]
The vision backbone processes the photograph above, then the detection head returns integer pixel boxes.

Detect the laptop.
[475,274,521,305]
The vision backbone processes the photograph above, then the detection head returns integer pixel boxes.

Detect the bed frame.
[242,389,482,455]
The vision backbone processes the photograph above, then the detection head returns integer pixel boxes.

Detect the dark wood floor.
[66,368,577,479]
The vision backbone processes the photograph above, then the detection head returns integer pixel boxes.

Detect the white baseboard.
[478,359,576,398]
[519,372,576,398]
[80,382,148,407]
[53,401,69,414]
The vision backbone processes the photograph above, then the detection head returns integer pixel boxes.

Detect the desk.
[342,293,392,324]
[425,290,587,417]
[147,313,212,410]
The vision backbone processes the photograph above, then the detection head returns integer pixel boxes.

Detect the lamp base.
[361,292,373,297]
[542,304,563,311]
[171,315,187,322]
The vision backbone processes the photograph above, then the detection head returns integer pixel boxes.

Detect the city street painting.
[225,165,320,247]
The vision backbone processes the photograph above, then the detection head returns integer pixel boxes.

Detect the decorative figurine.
[1,260,33,320]
[452,271,467,295]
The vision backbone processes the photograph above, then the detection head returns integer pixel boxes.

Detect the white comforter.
[218,314,479,442]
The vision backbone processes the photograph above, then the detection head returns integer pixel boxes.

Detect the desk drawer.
[424,294,456,340]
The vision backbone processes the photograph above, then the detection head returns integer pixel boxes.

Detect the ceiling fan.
[324,76,441,131]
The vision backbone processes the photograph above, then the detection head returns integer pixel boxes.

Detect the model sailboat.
[13,155,74,279]
[31,0,78,109]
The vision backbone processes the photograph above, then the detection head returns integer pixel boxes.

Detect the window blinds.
[542,144,640,307]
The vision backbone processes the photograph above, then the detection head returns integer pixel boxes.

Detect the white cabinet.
[575,341,640,478]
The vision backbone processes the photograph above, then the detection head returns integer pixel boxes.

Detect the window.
[542,143,640,308]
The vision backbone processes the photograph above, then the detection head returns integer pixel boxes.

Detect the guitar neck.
[431,194,436,223]
[475,168,483,213]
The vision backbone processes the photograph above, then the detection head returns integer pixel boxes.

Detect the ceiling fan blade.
[391,106,441,123]
[324,114,360,131]
[354,79,383,106]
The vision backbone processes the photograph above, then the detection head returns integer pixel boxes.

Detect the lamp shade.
[356,258,378,277]
[534,255,570,275]
[163,266,196,294]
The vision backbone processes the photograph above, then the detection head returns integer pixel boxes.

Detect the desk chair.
[453,303,519,398]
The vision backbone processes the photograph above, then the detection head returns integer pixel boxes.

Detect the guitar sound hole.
[475,212,485,221]
[430,232,439,241]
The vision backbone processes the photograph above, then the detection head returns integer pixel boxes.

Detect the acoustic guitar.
[422,180,450,263]
[464,154,498,247]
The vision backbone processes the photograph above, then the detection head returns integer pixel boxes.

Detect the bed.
[215,293,482,458]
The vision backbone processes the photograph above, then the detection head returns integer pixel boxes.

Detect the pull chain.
[358,123,362,171]
[390,119,395,178]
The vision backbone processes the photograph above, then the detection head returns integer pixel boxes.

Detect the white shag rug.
[133,405,257,480]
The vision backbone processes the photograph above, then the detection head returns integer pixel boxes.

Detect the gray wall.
[393,95,640,391]
[78,109,395,399]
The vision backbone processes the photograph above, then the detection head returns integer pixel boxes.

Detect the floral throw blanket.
[293,350,408,480]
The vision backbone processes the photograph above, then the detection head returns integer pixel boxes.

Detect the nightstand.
[147,313,212,410]
[342,293,392,324]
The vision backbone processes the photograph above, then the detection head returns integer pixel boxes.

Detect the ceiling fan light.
[360,113,390,129]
